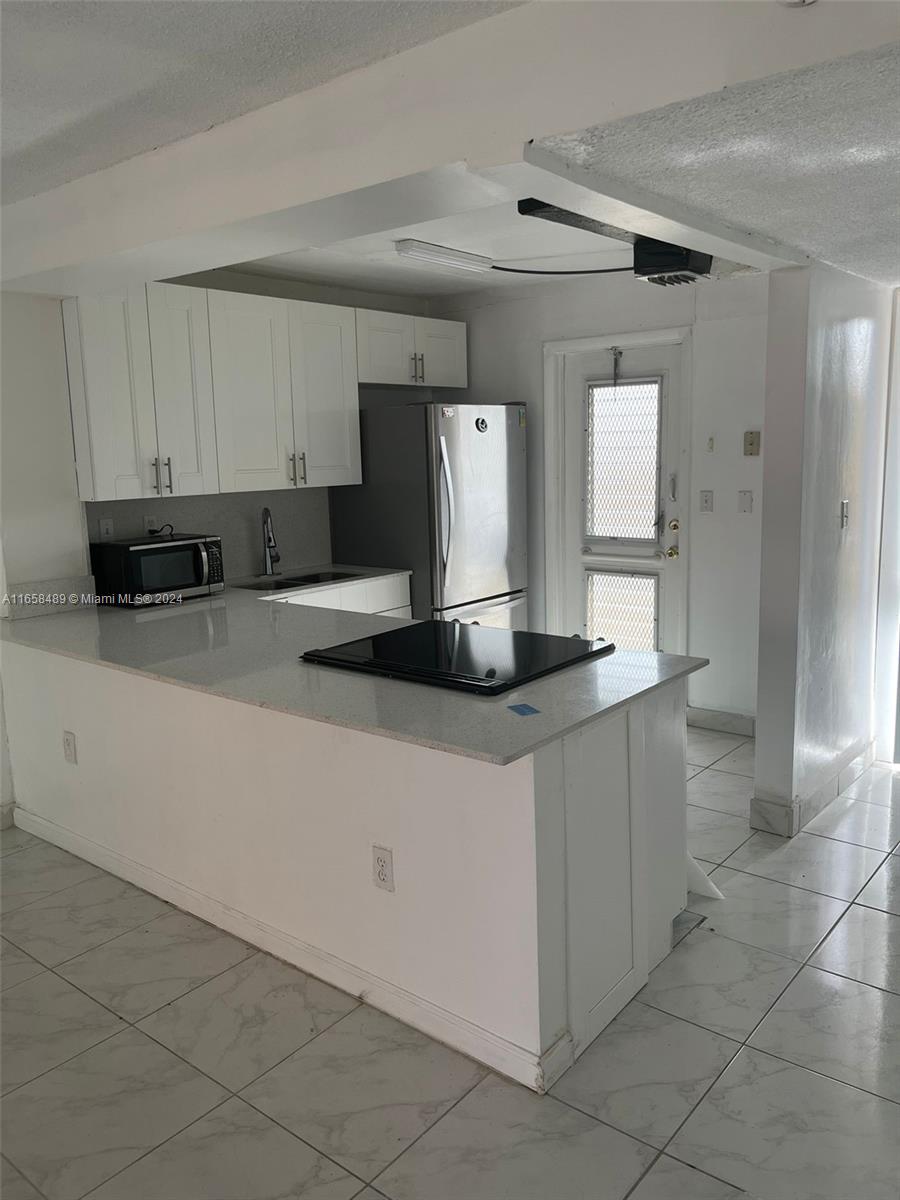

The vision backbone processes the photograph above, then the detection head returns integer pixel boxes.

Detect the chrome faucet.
[262,507,281,576]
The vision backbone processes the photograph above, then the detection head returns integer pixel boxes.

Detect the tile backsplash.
[85,489,332,580]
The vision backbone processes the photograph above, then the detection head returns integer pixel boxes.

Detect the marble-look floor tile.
[139,951,359,1090]
[671,1047,900,1199]
[87,1096,362,1200]
[672,909,704,946]
[810,904,900,994]
[2,1156,43,1200]
[638,928,799,1040]
[1,971,126,1093]
[687,808,752,865]
[241,1005,485,1182]
[628,1156,746,1199]
[711,741,755,778]
[842,768,900,809]
[687,770,753,818]
[857,854,900,915]
[687,764,705,781]
[0,842,102,913]
[686,730,747,769]
[57,910,255,1020]
[1,873,171,967]
[1,1027,227,1200]
[750,965,900,1103]
[688,868,848,961]
[0,936,45,991]
[0,827,39,858]
[550,1000,739,1147]
[375,1073,654,1200]
[724,832,885,900]
[803,796,900,852]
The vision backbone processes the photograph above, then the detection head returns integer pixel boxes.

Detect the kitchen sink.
[233,571,361,592]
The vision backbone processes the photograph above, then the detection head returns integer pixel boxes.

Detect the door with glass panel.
[561,342,686,652]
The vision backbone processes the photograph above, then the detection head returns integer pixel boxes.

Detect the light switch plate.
[738,490,754,514]
[699,490,714,513]
[98,517,115,541]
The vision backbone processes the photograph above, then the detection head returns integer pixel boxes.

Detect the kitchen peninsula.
[2,591,706,1092]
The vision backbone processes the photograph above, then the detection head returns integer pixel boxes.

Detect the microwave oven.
[89,534,224,606]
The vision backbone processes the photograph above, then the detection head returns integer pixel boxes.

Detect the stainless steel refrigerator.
[330,402,528,628]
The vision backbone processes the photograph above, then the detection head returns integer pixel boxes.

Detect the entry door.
[561,343,686,652]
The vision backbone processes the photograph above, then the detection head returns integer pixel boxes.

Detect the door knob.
[665,545,679,559]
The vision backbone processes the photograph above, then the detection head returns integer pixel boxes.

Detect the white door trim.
[543,327,692,637]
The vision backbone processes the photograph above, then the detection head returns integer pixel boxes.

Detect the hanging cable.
[490,265,633,276]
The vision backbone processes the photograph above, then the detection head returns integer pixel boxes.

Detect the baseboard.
[13,808,548,1092]
[0,803,14,831]
[538,1032,575,1092]
[687,707,755,738]
[750,739,877,838]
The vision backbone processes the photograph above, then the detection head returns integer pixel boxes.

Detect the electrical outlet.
[743,430,761,457]
[372,845,395,892]
[738,490,754,514]
[63,731,77,765]
[143,515,159,534]
[699,490,714,513]
[98,517,115,541]
[706,435,715,453]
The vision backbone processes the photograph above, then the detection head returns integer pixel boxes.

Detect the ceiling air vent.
[633,238,713,286]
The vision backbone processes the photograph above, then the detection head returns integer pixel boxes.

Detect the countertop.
[1,588,707,765]
[228,562,411,602]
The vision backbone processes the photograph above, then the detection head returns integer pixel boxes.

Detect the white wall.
[0,293,88,586]
[756,266,893,831]
[432,271,768,719]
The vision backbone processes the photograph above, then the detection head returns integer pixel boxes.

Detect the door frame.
[543,327,692,644]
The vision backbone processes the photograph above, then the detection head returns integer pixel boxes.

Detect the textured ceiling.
[536,43,900,285]
[0,0,513,204]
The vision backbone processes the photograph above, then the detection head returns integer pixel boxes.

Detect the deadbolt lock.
[668,518,680,532]
[665,545,680,559]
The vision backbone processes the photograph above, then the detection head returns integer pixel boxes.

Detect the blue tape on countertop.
[508,703,540,716]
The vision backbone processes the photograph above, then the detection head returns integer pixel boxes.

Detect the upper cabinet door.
[63,289,159,501]
[208,291,295,493]
[355,309,417,385]
[146,284,219,496]
[289,302,361,488]
[415,317,468,388]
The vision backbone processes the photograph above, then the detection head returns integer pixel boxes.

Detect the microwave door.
[133,540,206,597]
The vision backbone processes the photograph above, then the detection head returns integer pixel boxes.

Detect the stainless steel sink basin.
[233,571,361,592]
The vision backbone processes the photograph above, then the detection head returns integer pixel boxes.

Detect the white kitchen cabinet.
[208,291,295,493]
[414,317,468,387]
[279,573,410,615]
[355,309,417,385]
[288,302,360,487]
[146,284,219,496]
[356,309,467,388]
[63,289,159,501]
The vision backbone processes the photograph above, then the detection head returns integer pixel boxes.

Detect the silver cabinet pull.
[410,354,418,382]
[151,457,162,493]
[298,451,308,485]
[164,456,174,493]
[289,452,298,485]
[418,353,425,383]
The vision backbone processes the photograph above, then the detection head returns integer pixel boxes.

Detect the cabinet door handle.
[298,451,308,485]
[164,456,174,493]
[151,457,162,493]
[289,452,298,485]
[410,354,418,382]
[418,353,425,383]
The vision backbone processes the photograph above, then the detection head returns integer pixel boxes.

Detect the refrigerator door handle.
[439,434,456,583]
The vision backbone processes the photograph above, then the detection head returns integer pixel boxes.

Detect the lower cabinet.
[279,574,410,615]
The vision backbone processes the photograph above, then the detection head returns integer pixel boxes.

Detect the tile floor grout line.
[0,1026,126,1102]
[731,1042,900,1110]
[802,825,900,856]
[0,865,108,921]
[537,1089,671,1157]
[1,1151,53,1200]
[0,902,182,974]
[366,1071,488,1189]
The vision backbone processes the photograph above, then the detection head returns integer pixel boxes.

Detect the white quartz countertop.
[1,587,707,765]
[228,562,411,602]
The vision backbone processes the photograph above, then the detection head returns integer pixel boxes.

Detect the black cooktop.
[301,621,615,696]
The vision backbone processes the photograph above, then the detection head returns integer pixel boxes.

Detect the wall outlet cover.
[699,490,714,513]
[143,515,159,534]
[738,490,754,514]
[743,430,762,457]
[63,731,77,765]
[373,845,395,892]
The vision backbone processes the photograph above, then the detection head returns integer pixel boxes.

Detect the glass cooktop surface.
[302,620,615,695]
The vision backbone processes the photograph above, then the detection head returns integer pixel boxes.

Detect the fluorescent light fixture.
[395,239,493,273]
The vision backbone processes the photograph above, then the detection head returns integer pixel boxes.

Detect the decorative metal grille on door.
[585,380,661,542]
[586,570,659,650]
